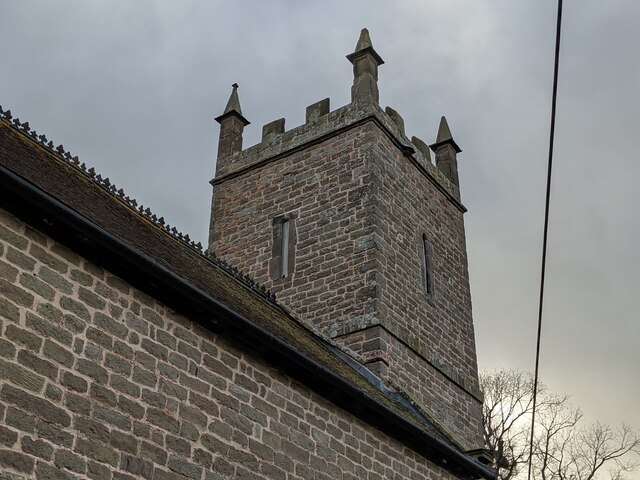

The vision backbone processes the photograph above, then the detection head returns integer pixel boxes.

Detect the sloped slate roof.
[0,112,494,480]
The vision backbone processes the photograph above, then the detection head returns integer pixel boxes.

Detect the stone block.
[0,225,28,250]
[21,437,52,460]
[76,358,108,384]
[0,450,34,474]
[93,404,131,430]
[64,393,91,415]
[38,266,73,294]
[140,441,167,465]
[54,449,86,474]
[74,417,110,444]
[105,353,131,376]
[0,260,18,282]
[43,340,74,368]
[120,454,154,479]
[17,349,58,380]
[25,312,73,346]
[0,338,16,359]
[60,296,91,322]
[384,106,405,133]
[38,421,74,447]
[19,273,55,301]
[110,374,141,398]
[306,98,330,123]
[411,135,432,163]
[132,366,157,388]
[5,408,36,434]
[5,324,42,351]
[0,279,34,308]
[89,383,117,406]
[0,298,20,323]
[75,437,119,467]
[88,461,111,480]
[168,454,202,479]
[79,287,106,310]
[29,243,67,274]
[45,384,63,402]
[165,434,190,456]
[0,426,17,447]
[261,118,285,142]
[0,358,45,392]
[146,408,180,434]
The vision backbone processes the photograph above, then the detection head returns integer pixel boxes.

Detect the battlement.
[215,95,463,207]
[213,28,464,211]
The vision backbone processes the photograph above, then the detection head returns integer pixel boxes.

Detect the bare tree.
[481,370,536,480]
[480,370,640,480]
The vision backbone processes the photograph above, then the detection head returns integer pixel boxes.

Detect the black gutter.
[0,164,495,480]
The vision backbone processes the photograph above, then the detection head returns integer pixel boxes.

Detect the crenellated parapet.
[212,29,463,208]
[213,100,463,210]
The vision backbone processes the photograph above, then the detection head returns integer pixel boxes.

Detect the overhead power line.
[527,1,564,480]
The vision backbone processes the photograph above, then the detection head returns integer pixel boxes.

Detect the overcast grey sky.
[2,0,639,452]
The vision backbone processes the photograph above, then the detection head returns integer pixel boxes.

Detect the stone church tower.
[209,29,484,450]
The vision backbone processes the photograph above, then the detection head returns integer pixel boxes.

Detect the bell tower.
[208,29,483,450]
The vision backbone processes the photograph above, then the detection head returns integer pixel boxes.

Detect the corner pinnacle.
[430,116,461,153]
[355,28,373,51]
[346,28,384,66]
[215,83,250,126]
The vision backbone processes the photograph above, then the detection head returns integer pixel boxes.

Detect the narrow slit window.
[281,219,290,278]
[270,213,296,281]
[422,234,433,295]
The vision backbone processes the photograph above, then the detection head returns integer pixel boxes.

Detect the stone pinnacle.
[223,83,243,117]
[347,28,384,66]
[216,83,250,126]
[431,116,461,153]
[355,28,373,52]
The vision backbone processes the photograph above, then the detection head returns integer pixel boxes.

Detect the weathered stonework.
[208,31,484,449]
[0,206,474,479]
[0,28,493,480]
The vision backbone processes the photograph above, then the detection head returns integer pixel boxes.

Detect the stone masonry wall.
[0,206,464,480]
[370,132,478,383]
[210,122,379,330]
[209,117,483,448]
[366,130,483,446]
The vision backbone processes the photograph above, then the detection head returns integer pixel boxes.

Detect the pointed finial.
[430,116,462,187]
[215,83,250,126]
[355,28,373,51]
[224,83,242,116]
[435,116,452,143]
[347,28,384,66]
[347,28,384,105]
[430,116,461,153]
[214,83,250,162]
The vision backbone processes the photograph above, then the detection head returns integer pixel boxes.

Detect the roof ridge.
[0,104,276,303]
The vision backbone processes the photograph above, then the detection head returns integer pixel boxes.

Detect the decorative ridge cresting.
[0,105,276,303]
